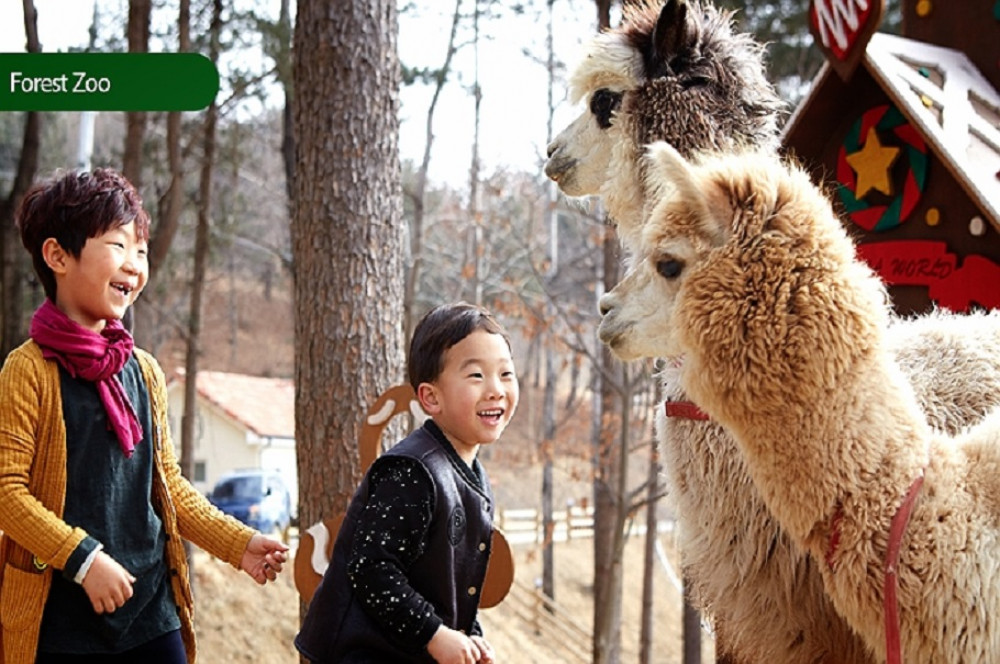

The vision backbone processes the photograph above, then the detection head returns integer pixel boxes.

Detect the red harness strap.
[827,474,925,664]
[883,474,924,664]
[663,400,711,421]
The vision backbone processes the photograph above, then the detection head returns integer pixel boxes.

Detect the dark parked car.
[208,469,292,541]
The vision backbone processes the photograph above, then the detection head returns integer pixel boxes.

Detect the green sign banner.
[0,53,219,111]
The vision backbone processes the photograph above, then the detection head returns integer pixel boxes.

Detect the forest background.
[0,1,901,662]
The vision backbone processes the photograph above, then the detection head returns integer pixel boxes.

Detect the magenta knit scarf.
[29,299,143,457]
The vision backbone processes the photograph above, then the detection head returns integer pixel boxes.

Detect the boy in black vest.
[296,302,518,664]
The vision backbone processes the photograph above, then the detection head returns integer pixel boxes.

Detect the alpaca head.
[599,142,890,411]
[544,0,784,249]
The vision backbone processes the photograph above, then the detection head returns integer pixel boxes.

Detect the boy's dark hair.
[408,302,512,390]
[15,168,150,301]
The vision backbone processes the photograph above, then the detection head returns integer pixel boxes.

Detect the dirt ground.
[192,532,716,663]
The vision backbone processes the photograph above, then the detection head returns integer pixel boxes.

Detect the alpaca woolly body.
[600,143,1000,663]
[654,386,876,664]
[659,307,1000,664]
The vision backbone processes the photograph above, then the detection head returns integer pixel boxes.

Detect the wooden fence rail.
[497,503,595,545]
[499,576,592,663]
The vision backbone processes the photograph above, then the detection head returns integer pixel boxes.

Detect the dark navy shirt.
[38,354,180,654]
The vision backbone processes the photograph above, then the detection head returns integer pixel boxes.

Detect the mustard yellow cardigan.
[0,341,255,663]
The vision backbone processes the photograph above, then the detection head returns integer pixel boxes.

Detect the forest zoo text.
[9,71,112,94]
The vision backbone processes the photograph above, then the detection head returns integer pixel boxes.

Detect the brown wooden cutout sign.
[294,384,515,609]
[808,0,885,80]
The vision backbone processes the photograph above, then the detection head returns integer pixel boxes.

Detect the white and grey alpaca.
[599,143,1000,663]
[544,0,782,251]
[548,2,1000,662]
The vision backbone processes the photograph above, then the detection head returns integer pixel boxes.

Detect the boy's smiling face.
[46,221,148,332]
[418,329,519,464]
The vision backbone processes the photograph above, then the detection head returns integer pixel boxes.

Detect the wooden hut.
[783,0,1000,314]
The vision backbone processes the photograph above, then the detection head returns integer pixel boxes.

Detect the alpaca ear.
[643,141,721,242]
[644,141,701,206]
[650,0,698,72]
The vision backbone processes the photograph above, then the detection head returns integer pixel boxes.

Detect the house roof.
[863,32,1000,230]
[170,370,294,439]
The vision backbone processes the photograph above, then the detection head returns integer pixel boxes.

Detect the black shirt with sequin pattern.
[347,428,486,648]
[296,419,494,663]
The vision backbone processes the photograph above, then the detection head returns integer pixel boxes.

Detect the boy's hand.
[240,533,290,584]
[81,551,136,614]
[470,635,495,663]
[427,625,483,664]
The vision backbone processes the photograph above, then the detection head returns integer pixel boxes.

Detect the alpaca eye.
[656,258,683,279]
[590,88,623,129]
[681,74,711,90]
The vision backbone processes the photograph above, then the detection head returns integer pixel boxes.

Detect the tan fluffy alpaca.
[599,143,1000,663]
[548,2,1000,661]
[660,306,1000,664]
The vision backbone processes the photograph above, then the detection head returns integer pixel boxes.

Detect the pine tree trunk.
[291,0,405,558]
[137,0,188,349]
[593,225,624,664]
[1,0,42,358]
[122,0,151,189]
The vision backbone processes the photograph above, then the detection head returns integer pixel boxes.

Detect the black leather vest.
[296,422,494,663]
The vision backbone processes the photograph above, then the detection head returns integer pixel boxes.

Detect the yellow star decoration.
[846,127,901,199]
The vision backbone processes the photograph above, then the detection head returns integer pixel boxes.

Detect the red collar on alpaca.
[663,400,711,420]
[826,474,925,664]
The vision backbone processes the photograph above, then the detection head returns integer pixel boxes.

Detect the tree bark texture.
[593,225,624,664]
[292,0,405,531]
[1,0,42,358]
[0,112,40,359]
[137,0,188,349]
[122,0,151,189]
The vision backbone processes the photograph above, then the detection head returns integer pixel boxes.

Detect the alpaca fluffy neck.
[601,140,644,252]
[685,339,931,552]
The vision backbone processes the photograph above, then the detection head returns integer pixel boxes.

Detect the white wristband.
[75,543,104,585]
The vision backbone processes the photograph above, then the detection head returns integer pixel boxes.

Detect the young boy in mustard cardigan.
[0,168,288,663]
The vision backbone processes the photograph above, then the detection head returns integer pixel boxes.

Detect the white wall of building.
[167,386,268,494]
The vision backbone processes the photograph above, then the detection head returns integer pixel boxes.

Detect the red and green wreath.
[836,104,928,232]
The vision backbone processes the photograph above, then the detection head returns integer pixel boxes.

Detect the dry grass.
[193,532,715,663]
